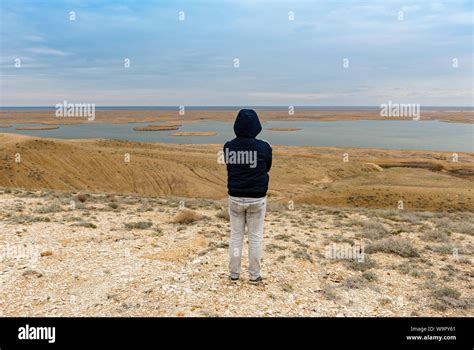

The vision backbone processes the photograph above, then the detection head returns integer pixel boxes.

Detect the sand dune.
[1,132,473,212]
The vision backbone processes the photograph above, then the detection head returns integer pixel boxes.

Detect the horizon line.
[1,105,473,109]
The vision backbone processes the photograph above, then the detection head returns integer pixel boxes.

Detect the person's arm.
[223,143,230,171]
[266,143,272,172]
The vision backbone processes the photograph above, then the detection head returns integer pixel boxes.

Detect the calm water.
[2,106,473,112]
[2,120,473,152]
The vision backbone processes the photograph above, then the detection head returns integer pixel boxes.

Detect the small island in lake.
[171,131,217,137]
[16,126,60,130]
[133,125,180,131]
[267,127,302,131]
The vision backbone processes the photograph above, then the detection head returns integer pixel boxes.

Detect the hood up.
[233,109,262,138]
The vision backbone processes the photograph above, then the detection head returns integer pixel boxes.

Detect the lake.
[2,120,473,152]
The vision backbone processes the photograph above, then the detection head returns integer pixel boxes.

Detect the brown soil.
[0,133,473,212]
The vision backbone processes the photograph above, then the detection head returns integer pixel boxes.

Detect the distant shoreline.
[1,108,473,125]
[1,105,473,111]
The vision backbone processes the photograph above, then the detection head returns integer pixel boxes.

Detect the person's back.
[223,109,272,283]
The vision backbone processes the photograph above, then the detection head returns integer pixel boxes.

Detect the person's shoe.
[229,275,239,282]
[249,276,263,284]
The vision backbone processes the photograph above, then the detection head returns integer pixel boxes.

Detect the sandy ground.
[0,132,472,316]
[1,109,473,125]
[1,133,473,212]
[0,189,472,317]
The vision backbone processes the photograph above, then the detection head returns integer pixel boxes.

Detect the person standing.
[223,109,272,283]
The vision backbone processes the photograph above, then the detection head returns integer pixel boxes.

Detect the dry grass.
[434,217,474,235]
[346,256,377,271]
[357,220,389,240]
[292,248,313,262]
[344,276,367,289]
[366,237,420,257]
[429,283,471,311]
[266,243,287,253]
[124,221,153,230]
[215,209,229,221]
[75,221,97,229]
[173,209,201,224]
[424,244,458,255]
[35,202,61,213]
[421,229,450,242]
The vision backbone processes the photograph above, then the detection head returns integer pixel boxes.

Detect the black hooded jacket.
[223,109,272,198]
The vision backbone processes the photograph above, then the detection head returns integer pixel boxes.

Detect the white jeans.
[228,195,267,280]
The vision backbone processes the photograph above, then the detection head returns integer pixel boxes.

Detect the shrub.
[344,276,367,289]
[108,202,119,210]
[346,256,377,271]
[36,202,61,213]
[357,221,389,240]
[362,271,377,281]
[366,237,419,257]
[173,209,200,224]
[424,244,457,255]
[433,286,461,300]
[76,222,97,229]
[215,209,229,221]
[266,243,286,253]
[76,194,88,203]
[421,229,449,242]
[125,221,153,230]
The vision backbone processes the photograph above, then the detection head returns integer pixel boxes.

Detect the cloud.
[26,47,69,57]
[0,0,472,106]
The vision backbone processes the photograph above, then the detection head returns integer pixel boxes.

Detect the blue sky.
[0,0,473,106]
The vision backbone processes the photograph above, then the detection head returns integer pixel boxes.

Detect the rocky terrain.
[1,132,473,316]
[0,188,472,317]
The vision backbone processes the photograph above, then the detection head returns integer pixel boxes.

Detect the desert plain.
[0,108,472,316]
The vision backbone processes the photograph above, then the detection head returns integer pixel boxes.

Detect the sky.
[0,0,473,106]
